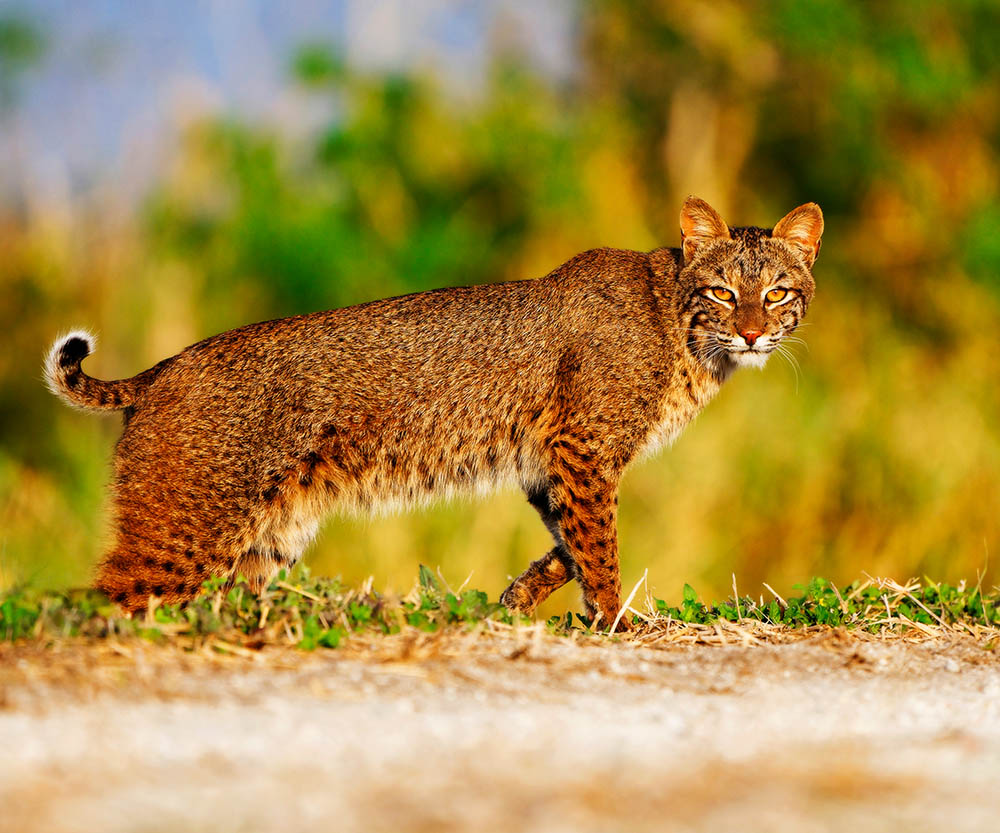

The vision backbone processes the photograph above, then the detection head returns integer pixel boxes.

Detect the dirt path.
[2,630,999,832]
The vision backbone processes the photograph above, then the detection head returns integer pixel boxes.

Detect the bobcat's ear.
[772,203,824,268]
[680,196,731,265]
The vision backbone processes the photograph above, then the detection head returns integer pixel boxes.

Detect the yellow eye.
[766,288,789,304]
[709,288,735,303]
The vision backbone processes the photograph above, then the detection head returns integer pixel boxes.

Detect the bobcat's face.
[677,198,823,373]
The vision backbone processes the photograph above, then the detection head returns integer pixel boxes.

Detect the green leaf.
[317,626,345,649]
[348,602,372,626]
[418,564,441,593]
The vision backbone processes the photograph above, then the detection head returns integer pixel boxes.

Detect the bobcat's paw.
[586,600,634,633]
[499,581,536,615]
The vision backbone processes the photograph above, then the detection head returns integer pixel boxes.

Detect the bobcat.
[46,197,822,630]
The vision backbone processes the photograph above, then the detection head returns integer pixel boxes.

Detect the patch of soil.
[2,630,999,833]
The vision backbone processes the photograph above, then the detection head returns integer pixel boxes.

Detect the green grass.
[654,576,999,631]
[1,567,998,648]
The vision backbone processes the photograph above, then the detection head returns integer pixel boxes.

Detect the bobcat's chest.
[635,361,722,462]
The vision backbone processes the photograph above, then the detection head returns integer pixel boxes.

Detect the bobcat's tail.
[44,330,158,411]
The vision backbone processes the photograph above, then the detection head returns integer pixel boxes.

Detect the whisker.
[774,343,800,393]
[778,339,807,362]
[780,336,810,353]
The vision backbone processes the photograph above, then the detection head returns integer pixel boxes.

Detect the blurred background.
[2,0,998,613]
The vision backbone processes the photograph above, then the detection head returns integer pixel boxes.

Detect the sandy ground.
[2,628,1000,833]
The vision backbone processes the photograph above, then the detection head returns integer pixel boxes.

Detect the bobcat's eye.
[707,287,735,304]
[765,288,790,304]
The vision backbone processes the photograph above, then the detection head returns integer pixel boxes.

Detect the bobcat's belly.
[283,427,549,522]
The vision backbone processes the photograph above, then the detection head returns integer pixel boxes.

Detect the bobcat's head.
[677,196,823,373]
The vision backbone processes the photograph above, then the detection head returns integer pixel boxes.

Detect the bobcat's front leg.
[546,440,629,632]
[553,483,626,631]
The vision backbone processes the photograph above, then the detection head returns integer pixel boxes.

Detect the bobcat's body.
[46,198,822,629]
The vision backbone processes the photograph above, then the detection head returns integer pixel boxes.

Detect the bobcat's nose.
[740,328,764,347]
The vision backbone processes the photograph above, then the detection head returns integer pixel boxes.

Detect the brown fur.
[45,197,822,631]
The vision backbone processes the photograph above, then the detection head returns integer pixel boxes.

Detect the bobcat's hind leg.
[234,496,319,595]
[501,487,576,614]
[232,545,298,595]
[97,476,256,613]
[96,522,234,614]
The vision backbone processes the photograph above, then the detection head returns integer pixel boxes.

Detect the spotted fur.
[45,197,822,629]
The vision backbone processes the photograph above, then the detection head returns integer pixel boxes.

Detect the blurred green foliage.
[2,2,999,611]
[0,13,45,111]
[147,58,589,330]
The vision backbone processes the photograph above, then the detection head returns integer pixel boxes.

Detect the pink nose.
[740,328,764,346]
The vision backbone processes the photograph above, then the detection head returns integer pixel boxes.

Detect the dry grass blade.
[762,582,787,609]
[879,577,949,627]
[275,581,323,602]
[611,569,647,635]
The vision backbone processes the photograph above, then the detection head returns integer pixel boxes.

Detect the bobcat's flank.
[45,197,822,630]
